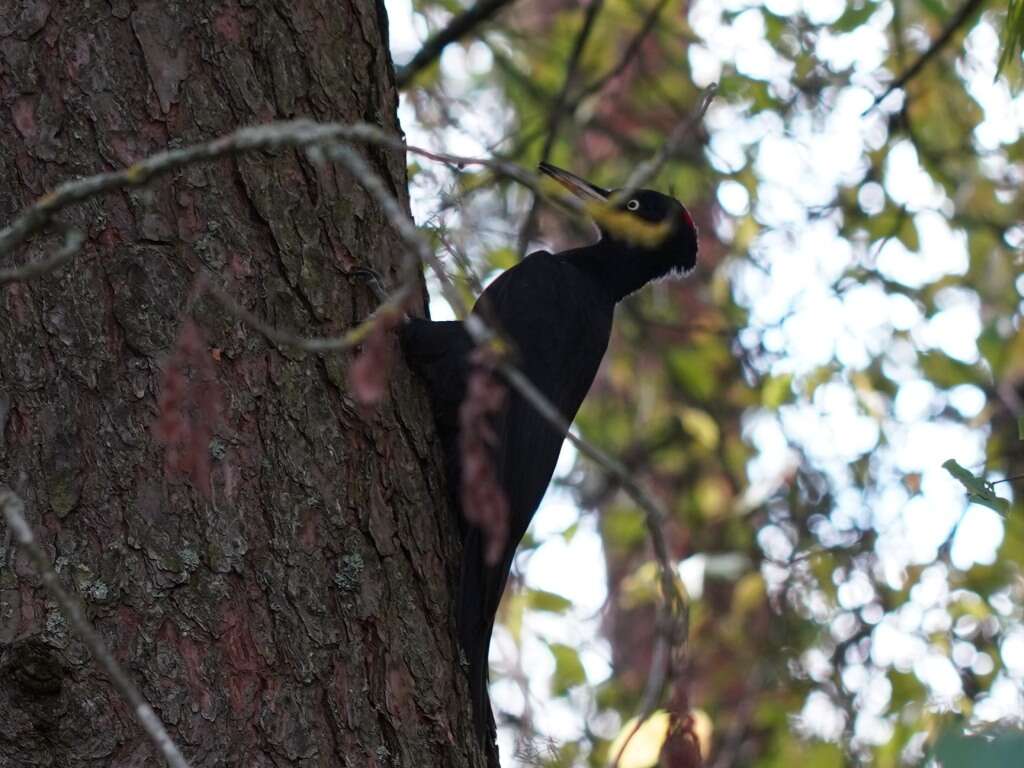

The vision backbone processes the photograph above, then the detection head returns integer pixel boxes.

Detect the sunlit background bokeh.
[385,0,1023,764]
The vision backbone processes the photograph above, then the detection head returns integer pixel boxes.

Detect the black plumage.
[400,163,699,752]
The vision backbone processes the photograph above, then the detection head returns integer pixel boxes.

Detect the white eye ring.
[626,199,640,211]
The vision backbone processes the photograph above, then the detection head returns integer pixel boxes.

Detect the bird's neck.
[566,240,675,302]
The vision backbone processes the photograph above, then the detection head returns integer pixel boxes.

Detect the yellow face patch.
[584,202,673,247]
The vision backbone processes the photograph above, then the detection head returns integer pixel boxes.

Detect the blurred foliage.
[399,0,1024,765]
[998,0,1024,83]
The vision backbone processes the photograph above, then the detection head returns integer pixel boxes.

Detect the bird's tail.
[458,526,506,762]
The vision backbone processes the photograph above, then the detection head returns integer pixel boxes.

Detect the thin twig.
[0,119,566,282]
[862,0,985,114]
[0,112,691,764]
[201,141,433,351]
[199,138,691,696]
[615,84,718,202]
[573,0,674,104]
[0,489,191,768]
[517,0,606,254]
[395,0,518,88]
[0,228,85,285]
[201,275,393,351]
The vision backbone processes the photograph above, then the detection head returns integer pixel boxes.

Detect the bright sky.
[384,0,1024,758]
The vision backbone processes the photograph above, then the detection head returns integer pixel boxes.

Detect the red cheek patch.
[681,206,695,231]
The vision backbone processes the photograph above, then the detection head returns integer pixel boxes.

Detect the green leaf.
[832,1,879,33]
[761,373,794,409]
[997,0,1024,81]
[525,588,573,614]
[919,351,980,388]
[918,0,950,22]
[678,406,720,450]
[487,247,518,270]
[667,348,718,401]
[549,642,586,695]
[897,215,920,252]
[942,460,1010,515]
[1018,415,1024,440]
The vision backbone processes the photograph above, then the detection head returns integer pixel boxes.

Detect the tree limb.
[517,0,606,254]
[1,489,191,768]
[863,0,985,114]
[0,228,84,285]
[395,0,518,88]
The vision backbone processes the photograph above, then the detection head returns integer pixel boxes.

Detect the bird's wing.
[458,252,612,738]
[400,318,473,518]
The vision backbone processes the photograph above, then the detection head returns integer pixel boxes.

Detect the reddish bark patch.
[212,7,242,43]
[348,314,399,407]
[112,606,141,662]
[5,283,30,324]
[12,97,36,139]
[65,35,91,81]
[220,605,260,671]
[458,348,509,565]
[17,581,37,634]
[332,242,355,269]
[298,507,319,551]
[176,190,203,243]
[386,660,414,720]
[330,661,349,725]
[221,456,240,503]
[229,251,253,279]
[176,628,215,716]
[97,226,123,249]
[220,604,262,716]
[109,134,138,165]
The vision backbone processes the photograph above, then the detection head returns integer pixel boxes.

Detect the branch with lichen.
[1,489,192,768]
[0,114,699,755]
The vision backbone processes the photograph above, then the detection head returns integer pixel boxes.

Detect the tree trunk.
[0,2,482,765]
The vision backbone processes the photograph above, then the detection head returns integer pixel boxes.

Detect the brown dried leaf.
[458,347,510,566]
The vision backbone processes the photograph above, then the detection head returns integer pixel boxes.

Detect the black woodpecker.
[400,162,699,754]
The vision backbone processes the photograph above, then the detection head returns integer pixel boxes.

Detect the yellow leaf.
[609,711,671,768]
[731,572,765,617]
[695,475,731,519]
[619,561,660,609]
[691,708,714,760]
[761,373,793,409]
[678,406,720,450]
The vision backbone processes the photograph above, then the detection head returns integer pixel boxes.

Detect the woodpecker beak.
[538,162,610,203]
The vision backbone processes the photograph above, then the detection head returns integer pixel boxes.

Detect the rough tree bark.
[0,2,483,766]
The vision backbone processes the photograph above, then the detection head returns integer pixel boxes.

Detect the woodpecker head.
[538,162,698,279]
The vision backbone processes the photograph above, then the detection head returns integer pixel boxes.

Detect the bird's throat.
[570,240,688,302]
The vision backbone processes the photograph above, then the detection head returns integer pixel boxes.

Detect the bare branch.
[0,118,560,286]
[0,228,84,285]
[0,489,191,768]
[200,142,431,352]
[0,110,691,758]
[517,0,607,253]
[574,0,674,104]
[615,84,718,201]
[201,275,392,352]
[863,0,985,115]
[395,0,518,88]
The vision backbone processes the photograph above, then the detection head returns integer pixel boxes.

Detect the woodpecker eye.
[626,199,640,211]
